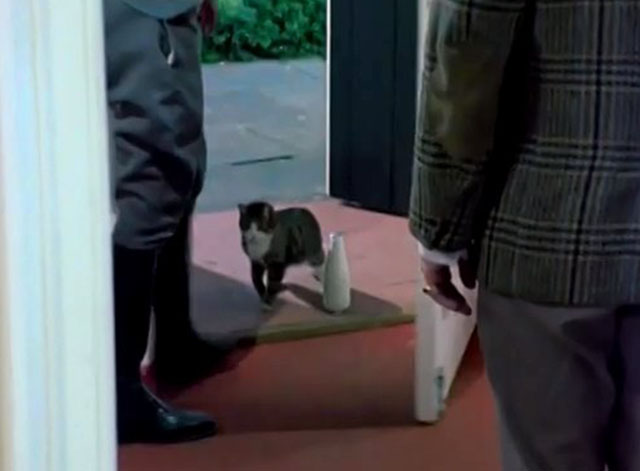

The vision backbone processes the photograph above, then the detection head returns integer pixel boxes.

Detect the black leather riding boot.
[152,213,232,389]
[113,243,217,444]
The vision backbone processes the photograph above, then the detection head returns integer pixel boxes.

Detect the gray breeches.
[479,290,640,471]
[104,0,206,249]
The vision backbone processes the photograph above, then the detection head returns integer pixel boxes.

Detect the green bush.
[202,0,327,63]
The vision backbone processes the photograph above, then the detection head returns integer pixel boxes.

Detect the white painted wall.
[0,0,116,469]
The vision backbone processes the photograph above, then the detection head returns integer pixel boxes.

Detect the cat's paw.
[261,294,275,311]
[312,265,324,283]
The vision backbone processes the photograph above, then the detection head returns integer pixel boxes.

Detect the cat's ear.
[238,204,247,215]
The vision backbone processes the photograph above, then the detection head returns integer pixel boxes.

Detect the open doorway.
[183,0,422,345]
[0,0,481,467]
[125,0,478,467]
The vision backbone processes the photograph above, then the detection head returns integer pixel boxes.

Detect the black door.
[329,0,418,216]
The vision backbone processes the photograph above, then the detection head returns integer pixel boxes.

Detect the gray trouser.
[478,290,640,471]
[104,0,206,249]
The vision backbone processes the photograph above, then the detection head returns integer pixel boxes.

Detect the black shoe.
[118,381,217,444]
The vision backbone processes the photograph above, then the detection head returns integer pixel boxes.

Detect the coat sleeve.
[409,0,525,253]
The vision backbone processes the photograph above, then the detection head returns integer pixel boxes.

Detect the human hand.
[421,256,476,316]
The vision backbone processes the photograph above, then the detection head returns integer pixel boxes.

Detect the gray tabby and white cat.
[239,201,325,307]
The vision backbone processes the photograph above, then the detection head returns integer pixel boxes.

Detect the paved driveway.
[196,58,327,213]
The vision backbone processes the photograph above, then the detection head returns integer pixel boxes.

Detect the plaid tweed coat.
[409,0,640,306]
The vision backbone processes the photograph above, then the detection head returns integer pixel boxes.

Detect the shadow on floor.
[173,326,417,434]
[191,264,405,344]
[173,266,415,433]
[191,265,267,343]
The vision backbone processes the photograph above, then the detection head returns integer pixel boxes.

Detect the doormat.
[256,310,415,344]
[191,266,416,345]
[191,200,419,344]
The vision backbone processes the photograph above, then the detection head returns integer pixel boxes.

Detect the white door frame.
[0,0,116,470]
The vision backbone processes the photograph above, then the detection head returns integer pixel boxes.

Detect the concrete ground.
[197,59,327,213]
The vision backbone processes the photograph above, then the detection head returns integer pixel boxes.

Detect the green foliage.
[202,0,326,63]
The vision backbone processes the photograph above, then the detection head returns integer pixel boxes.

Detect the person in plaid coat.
[411,0,640,468]
[104,0,220,444]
